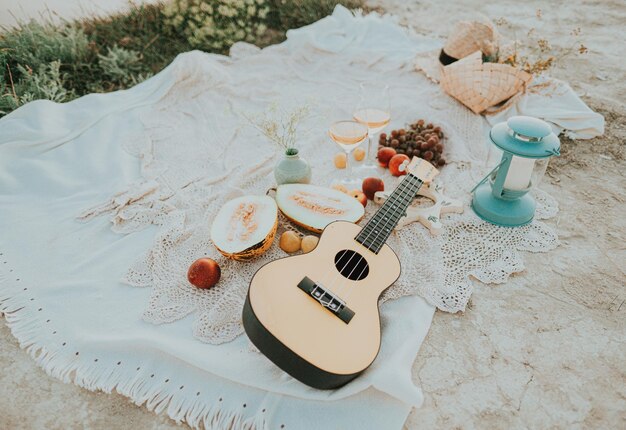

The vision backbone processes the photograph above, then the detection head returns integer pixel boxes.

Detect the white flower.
[217,5,228,16]
[172,15,184,27]
[162,3,176,17]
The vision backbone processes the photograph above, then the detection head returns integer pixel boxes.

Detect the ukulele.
[243,157,439,389]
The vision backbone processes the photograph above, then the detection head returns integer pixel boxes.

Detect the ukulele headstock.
[405,157,439,183]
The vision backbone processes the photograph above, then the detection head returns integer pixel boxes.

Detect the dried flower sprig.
[492,10,588,75]
[242,103,310,155]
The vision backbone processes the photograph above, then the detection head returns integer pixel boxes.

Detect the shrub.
[162,0,271,52]
[0,61,74,114]
[0,22,88,114]
[98,45,149,86]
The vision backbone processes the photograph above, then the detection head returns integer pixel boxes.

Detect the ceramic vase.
[274,149,312,185]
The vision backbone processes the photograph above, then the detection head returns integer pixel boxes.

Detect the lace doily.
[79,38,558,344]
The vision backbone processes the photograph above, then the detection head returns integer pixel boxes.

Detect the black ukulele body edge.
[242,288,362,389]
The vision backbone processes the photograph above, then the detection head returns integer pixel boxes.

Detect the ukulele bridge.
[297,277,355,324]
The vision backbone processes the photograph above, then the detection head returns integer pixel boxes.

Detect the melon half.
[210,195,278,261]
[275,184,365,233]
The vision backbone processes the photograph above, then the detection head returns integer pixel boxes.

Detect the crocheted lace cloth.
[79,21,558,345]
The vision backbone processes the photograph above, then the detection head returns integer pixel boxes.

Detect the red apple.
[362,177,385,200]
[349,189,367,208]
[187,258,221,289]
[377,147,397,168]
[389,154,410,176]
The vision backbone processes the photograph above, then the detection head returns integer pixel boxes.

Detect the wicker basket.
[440,51,533,114]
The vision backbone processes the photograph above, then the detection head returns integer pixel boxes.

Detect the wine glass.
[353,82,391,175]
[329,120,369,189]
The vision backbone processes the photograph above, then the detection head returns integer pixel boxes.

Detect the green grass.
[0,0,364,117]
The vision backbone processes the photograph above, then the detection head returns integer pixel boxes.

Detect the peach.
[349,189,367,208]
[389,154,410,176]
[187,258,221,289]
[377,147,396,168]
[362,177,384,200]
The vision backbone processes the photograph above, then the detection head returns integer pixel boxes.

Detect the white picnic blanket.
[0,6,602,430]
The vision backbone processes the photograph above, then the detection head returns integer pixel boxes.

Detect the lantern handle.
[471,159,506,194]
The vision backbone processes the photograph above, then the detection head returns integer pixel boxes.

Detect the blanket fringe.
[0,266,266,430]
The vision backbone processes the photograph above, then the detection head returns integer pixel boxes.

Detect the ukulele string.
[332,178,413,294]
[318,182,404,296]
[341,175,421,292]
[345,177,423,291]
[328,174,420,300]
[365,176,422,254]
[316,173,420,301]
[340,177,413,278]
[314,178,412,291]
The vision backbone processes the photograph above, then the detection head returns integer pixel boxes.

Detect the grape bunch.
[378,119,446,167]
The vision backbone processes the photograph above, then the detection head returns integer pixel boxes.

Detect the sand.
[1,0,624,428]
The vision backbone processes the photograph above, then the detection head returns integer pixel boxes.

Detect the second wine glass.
[353,82,391,175]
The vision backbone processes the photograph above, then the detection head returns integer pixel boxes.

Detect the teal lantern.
[472,116,560,227]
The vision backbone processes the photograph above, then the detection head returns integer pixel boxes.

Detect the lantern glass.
[503,155,535,191]
[530,158,549,188]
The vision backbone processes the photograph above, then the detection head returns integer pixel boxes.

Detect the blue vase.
[274,149,312,185]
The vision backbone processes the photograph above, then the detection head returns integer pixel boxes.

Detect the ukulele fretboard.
[355,173,423,254]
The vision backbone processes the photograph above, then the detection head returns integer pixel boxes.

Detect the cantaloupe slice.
[275,184,365,233]
[211,195,278,261]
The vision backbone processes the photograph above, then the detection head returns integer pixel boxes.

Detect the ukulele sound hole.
[334,250,369,281]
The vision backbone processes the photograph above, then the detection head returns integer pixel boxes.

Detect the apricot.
[301,235,319,253]
[353,147,366,161]
[334,153,347,169]
[279,231,301,253]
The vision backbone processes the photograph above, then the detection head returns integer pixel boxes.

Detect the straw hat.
[442,20,498,61]
[415,19,500,83]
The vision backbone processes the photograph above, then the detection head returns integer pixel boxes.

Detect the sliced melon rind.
[275,184,365,233]
[211,195,278,260]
